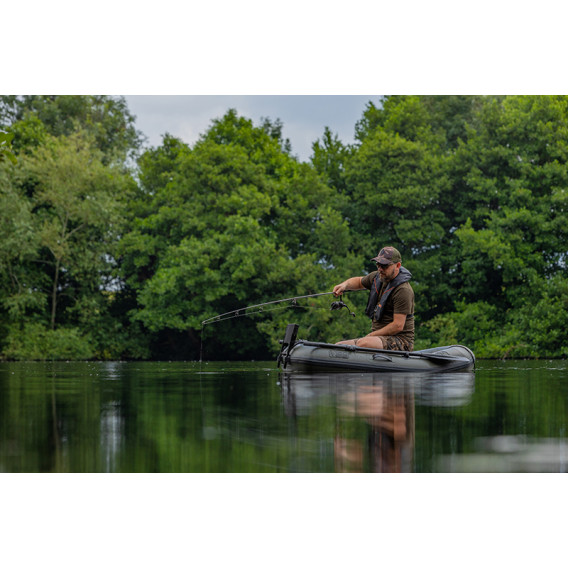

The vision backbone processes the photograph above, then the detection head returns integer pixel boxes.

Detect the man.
[332,246,414,351]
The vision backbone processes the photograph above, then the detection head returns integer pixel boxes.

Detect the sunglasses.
[376,262,393,269]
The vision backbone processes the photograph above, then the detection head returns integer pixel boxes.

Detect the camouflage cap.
[371,246,402,265]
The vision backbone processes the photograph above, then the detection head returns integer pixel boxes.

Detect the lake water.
[1,359,568,473]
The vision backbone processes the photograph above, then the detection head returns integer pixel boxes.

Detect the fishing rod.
[201,289,364,326]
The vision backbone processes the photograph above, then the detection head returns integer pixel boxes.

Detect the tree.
[0,167,41,326]
[0,131,16,164]
[452,96,568,304]
[4,95,568,360]
[1,132,138,360]
[0,95,144,163]
[344,99,455,321]
[118,111,360,359]
[311,126,351,192]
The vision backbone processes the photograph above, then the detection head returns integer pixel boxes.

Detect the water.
[1,359,568,473]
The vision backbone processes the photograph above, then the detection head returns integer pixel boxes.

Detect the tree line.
[1,95,567,360]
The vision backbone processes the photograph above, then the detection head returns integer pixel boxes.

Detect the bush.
[2,323,95,361]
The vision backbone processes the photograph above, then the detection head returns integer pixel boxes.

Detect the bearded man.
[332,246,414,351]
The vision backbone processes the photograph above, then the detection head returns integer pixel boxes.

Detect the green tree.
[339,95,568,355]
[27,134,123,329]
[1,132,138,360]
[344,99,455,322]
[119,111,361,359]
[0,131,16,164]
[4,95,568,360]
[0,95,144,163]
[311,126,351,192]
[452,96,568,306]
[0,167,41,327]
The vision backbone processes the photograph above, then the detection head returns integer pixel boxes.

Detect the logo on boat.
[329,350,349,359]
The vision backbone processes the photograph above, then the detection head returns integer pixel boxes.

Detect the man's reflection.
[281,371,474,473]
[334,383,414,472]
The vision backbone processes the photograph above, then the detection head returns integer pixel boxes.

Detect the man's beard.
[380,270,397,284]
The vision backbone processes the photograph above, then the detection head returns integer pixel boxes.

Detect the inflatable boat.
[277,324,475,373]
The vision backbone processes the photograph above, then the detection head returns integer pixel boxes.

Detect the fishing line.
[204,302,326,324]
[198,289,364,361]
[199,303,328,361]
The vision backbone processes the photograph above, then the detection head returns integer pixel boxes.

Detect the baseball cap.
[371,246,402,265]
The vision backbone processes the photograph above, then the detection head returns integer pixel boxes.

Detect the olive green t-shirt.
[360,271,415,339]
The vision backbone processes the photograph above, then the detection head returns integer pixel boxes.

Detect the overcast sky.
[123,95,378,162]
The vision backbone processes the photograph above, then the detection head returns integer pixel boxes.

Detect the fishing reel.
[330,299,356,317]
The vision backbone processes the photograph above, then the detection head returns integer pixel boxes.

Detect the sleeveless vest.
[365,266,413,321]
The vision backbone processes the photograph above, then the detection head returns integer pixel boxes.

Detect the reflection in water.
[438,435,568,473]
[335,382,414,472]
[100,402,123,473]
[6,360,568,473]
[281,372,475,473]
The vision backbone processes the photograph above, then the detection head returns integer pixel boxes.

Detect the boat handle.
[372,354,392,362]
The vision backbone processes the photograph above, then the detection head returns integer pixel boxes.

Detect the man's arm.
[366,313,407,337]
[333,277,364,296]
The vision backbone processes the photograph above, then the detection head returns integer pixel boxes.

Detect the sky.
[123,95,377,162]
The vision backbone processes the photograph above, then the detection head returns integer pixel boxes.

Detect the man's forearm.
[367,320,405,337]
[344,277,363,291]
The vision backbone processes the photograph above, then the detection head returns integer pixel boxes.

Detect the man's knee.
[336,339,356,345]
[357,336,385,349]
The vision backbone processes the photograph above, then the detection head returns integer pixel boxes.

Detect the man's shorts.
[382,335,414,352]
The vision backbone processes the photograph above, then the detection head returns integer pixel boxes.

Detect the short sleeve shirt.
[360,271,415,338]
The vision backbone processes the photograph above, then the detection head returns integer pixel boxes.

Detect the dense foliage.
[1,95,567,360]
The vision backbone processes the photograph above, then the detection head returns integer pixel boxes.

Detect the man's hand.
[333,277,364,297]
[333,283,347,297]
